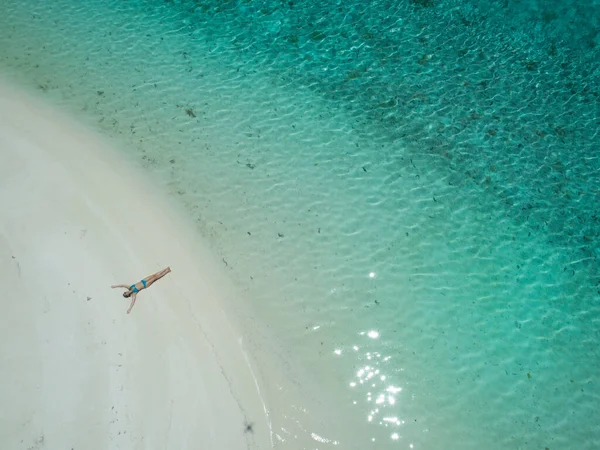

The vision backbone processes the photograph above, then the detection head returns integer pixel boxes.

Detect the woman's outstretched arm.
[127,293,138,314]
[111,284,130,289]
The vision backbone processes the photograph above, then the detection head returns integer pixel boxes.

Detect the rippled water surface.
[1,0,598,448]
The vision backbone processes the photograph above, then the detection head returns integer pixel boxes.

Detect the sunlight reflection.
[383,417,402,425]
[367,330,380,339]
[343,330,407,443]
[311,432,339,445]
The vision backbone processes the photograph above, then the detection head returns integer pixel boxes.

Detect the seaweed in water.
[410,0,435,7]
[311,30,326,41]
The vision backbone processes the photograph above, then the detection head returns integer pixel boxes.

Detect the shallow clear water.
[1,0,599,448]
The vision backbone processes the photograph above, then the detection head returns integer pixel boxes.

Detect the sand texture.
[0,79,272,450]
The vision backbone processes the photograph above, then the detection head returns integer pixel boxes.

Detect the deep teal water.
[0,0,598,448]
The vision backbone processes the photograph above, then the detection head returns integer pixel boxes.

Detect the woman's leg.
[157,267,171,278]
[143,267,169,282]
[144,267,171,287]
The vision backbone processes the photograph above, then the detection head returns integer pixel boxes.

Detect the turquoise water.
[1,0,599,448]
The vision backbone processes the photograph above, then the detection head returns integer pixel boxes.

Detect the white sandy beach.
[0,79,273,449]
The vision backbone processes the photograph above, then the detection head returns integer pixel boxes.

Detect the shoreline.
[0,78,273,449]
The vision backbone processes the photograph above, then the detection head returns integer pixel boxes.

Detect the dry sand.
[0,78,273,450]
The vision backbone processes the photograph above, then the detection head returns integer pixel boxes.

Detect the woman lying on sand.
[111,266,171,314]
